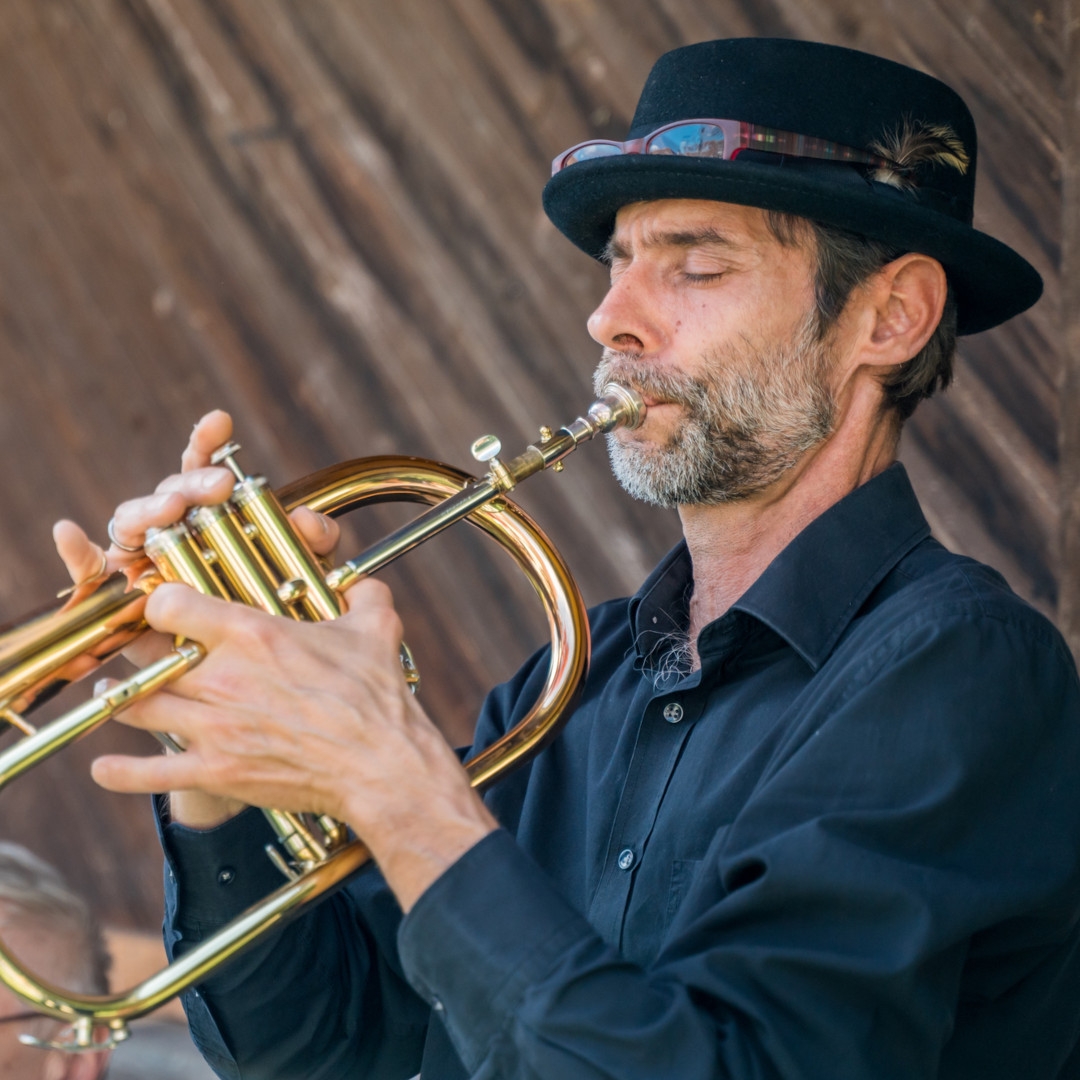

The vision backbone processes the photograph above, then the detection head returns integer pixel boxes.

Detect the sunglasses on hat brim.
[552,119,892,176]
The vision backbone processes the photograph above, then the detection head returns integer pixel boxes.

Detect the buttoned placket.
[587,678,704,950]
[586,601,760,957]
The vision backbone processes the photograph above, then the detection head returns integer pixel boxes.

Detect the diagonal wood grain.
[0,0,1064,929]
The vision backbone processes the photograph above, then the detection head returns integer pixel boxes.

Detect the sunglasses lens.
[563,143,623,167]
[647,123,727,158]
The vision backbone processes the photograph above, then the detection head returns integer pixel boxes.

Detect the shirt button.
[217,867,236,885]
[662,702,684,723]
[617,848,635,871]
[431,997,445,1013]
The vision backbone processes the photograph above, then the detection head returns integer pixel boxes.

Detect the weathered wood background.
[0,0,1070,933]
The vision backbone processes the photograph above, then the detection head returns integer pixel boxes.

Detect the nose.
[586,264,664,355]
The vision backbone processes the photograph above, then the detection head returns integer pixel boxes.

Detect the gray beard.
[592,319,837,507]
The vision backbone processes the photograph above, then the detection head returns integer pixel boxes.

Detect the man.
[53,38,1080,1078]
[0,843,110,1080]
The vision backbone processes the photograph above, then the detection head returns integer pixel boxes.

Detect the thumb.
[52,520,107,585]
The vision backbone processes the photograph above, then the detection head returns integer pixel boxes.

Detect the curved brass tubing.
[0,386,644,1050]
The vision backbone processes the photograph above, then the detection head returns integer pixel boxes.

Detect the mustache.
[592,350,706,406]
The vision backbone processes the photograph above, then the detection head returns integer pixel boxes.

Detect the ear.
[858,253,948,368]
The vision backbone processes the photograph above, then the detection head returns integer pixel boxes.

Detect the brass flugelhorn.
[0,385,644,1052]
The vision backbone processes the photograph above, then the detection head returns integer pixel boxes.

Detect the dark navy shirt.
[161,464,1080,1079]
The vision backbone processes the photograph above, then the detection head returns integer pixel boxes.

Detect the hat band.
[551,119,892,177]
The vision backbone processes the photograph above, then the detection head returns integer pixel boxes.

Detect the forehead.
[608,198,803,259]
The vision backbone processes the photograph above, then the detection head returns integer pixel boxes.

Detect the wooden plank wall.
[1063,0,1080,664]
[0,0,1067,931]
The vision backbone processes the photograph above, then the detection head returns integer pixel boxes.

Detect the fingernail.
[93,679,108,696]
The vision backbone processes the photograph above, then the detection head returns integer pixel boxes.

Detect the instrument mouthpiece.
[589,384,646,432]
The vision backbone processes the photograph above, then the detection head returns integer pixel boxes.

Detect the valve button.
[471,434,502,462]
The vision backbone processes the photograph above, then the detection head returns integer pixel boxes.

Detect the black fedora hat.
[543,38,1041,335]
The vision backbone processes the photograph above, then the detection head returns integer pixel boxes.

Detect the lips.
[594,359,692,412]
[625,389,670,408]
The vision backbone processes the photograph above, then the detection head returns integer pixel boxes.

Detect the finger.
[97,670,208,734]
[108,491,186,551]
[334,578,406,669]
[92,749,207,795]
[143,583,253,652]
[154,467,235,502]
[99,682,193,753]
[289,506,340,556]
[145,576,399,652]
[53,520,108,584]
[123,637,177,671]
[108,472,232,552]
[339,575,396,616]
[180,410,234,472]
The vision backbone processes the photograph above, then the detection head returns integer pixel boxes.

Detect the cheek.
[669,314,733,374]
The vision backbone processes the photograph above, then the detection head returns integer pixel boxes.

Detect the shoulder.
[787,541,1080,774]
[747,547,1080,861]
[842,538,1075,681]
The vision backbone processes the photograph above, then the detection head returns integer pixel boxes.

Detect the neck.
[680,391,898,655]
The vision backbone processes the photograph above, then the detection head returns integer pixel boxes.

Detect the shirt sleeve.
[396,603,1080,1079]
[159,804,429,1080]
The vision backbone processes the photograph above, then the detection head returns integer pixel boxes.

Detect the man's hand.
[90,578,498,912]
[52,409,494,909]
[52,410,342,830]
[53,410,341,598]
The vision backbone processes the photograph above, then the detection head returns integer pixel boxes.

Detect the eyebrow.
[603,227,740,263]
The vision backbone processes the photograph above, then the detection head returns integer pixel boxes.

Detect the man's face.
[588,199,837,507]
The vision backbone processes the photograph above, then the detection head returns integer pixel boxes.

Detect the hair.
[765,209,957,424]
[0,842,110,994]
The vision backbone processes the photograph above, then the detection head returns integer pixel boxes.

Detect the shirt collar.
[733,462,930,669]
[628,463,931,672]
[626,541,694,668]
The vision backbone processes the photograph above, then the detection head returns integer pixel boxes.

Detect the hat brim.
[542,156,1042,336]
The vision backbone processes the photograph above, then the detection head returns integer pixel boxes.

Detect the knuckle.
[341,580,403,643]
[367,603,404,644]
[153,473,185,496]
[144,582,186,626]
[196,750,231,793]
[114,496,146,523]
[357,577,395,608]
[225,605,281,654]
